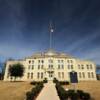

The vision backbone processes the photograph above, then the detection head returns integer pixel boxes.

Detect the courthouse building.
[4,49,97,81]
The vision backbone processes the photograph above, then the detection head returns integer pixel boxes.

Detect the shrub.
[26,82,44,100]
[30,81,43,85]
[59,81,70,85]
[43,78,48,83]
[56,83,91,100]
[77,90,91,100]
[53,77,59,83]
[53,78,69,85]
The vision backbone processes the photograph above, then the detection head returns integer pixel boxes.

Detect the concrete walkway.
[36,81,60,100]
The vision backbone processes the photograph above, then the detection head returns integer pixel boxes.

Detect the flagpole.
[49,21,54,49]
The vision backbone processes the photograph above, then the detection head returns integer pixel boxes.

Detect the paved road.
[36,81,60,100]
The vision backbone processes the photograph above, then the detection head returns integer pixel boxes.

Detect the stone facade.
[4,49,97,81]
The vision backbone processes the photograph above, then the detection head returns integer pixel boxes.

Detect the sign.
[70,71,78,83]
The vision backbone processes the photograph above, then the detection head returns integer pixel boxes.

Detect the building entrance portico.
[46,71,54,80]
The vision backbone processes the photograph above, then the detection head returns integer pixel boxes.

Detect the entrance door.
[70,71,78,83]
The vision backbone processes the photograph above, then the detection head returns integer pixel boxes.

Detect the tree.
[9,63,24,81]
[0,62,4,80]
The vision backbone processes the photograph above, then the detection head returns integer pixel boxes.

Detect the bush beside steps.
[30,78,48,85]
[56,83,91,100]
[26,82,44,100]
[53,77,70,85]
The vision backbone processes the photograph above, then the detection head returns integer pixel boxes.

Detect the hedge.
[56,83,91,100]
[53,77,69,85]
[26,82,44,100]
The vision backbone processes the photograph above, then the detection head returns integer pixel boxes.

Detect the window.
[7,73,9,78]
[67,60,69,63]
[51,65,53,69]
[90,65,93,69]
[71,65,73,69]
[32,65,34,69]
[81,65,84,69]
[49,59,53,63]
[41,65,44,69]
[58,60,60,63]
[78,65,80,69]
[28,65,30,69]
[31,73,33,79]
[38,60,40,63]
[79,72,81,78]
[37,72,40,79]
[41,60,44,63]
[38,65,40,69]
[29,60,31,64]
[27,73,30,79]
[88,72,91,78]
[68,65,70,69]
[87,65,89,69]
[82,72,85,78]
[58,72,61,78]
[70,60,73,63]
[61,60,63,63]
[62,72,64,78]
[41,72,43,79]
[32,60,34,64]
[48,65,50,69]
[58,65,60,69]
[91,72,94,78]
[62,65,64,69]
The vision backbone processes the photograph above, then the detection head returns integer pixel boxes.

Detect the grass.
[63,81,100,100]
[0,81,33,100]
[0,81,100,100]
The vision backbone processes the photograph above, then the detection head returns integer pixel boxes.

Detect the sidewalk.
[36,81,60,100]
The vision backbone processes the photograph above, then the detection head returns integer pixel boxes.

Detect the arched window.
[29,60,31,64]
[41,60,44,63]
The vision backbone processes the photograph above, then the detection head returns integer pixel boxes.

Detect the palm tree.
[8,63,24,81]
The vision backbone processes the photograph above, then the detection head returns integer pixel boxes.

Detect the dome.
[44,49,58,56]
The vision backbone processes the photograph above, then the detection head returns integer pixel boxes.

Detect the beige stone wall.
[4,57,97,81]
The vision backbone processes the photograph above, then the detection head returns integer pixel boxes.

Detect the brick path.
[36,81,60,100]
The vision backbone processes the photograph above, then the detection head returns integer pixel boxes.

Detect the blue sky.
[0,0,100,65]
